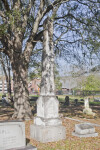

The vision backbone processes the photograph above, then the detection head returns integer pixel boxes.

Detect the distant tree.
[82,75,100,91]
[77,74,100,96]
[29,63,42,80]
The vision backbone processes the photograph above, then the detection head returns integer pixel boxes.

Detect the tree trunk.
[6,80,11,100]
[6,57,12,100]
[11,59,32,120]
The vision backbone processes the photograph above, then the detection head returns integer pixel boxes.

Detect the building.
[0,76,41,95]
[28,78,41,94]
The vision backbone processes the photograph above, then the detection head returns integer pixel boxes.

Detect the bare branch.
[54,31,68,45]
[0,48,6,53]
[1,0,10,11]
[23,0,45,62]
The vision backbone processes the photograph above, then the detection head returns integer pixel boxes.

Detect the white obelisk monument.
[30,17,66,143]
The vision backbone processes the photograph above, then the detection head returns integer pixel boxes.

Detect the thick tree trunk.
[11,60,32,120]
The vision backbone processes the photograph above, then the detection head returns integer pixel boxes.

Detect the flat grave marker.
[0,121,37,150]
[72,123,98,137]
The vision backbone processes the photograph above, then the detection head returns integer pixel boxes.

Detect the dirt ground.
[0,102,100,150]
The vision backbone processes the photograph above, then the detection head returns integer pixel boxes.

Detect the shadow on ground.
[0,98,100,121]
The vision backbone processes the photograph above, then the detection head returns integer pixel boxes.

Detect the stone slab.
[75,123,95,135]
[0,121,25,150]
[72,123,98,137]
[7,145,37,150]
[30,125,66,143]
[72,132,98,137]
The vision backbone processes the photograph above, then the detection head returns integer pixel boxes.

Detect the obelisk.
[30,17,66,143]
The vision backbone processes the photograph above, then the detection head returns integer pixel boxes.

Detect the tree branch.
[33,30,43,42]
[23,0,45,62]
[0,48,6,53]
[1,0,10,11]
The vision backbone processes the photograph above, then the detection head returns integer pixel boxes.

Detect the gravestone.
[0,121,37,150]
[83,98,95,116]
[2,95,10,106]
[80,99,84,101]
[30,17,66,143]
[72,123,98,137]
[65,96,69,106]
[74,99,78,106]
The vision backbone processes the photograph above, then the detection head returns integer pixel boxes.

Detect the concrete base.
[34,116,62,126]
[83,108,95,116]
[72,123,98,138]
[8,145,37,150]
[30,125,66,143]
[72,132,98,137]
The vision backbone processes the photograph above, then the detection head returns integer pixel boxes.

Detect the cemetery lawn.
[0,98,100,150]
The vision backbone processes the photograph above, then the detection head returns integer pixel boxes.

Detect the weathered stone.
[83,108,95,116]
[65,96,69,106]
[83,98,95,116]
[0,121,25,150]
[72,123,98,137]
[34,96,62,126]
[30,17,66,143]
[30,125,66,143]
[74,99,78,106]
[0,121,37,150]
[84,98,89,108]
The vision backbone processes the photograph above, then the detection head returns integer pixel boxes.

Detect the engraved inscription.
[0,122,25,150]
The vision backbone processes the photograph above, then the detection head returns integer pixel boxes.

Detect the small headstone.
[2,96,10,106]
[83,98,95,116]
[0,121,37,150]
[72,123,98,137]
[84,98,89,108]
[80,99,84,101]
[74,99,78,106]
[65,96,69,106]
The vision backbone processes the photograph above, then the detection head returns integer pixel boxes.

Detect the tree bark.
[11,55,32,120]
[6,57,12,100]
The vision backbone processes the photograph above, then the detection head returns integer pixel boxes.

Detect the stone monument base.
[30,125,66,143]
[72,123,98,138]
[83,108,95,116]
